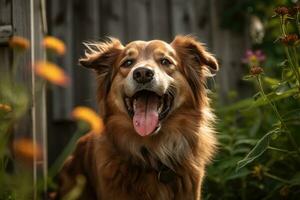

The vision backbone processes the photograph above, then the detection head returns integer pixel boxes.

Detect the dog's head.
[80,36,218,137]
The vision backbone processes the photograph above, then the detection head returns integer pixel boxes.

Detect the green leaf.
[233,147,251,155]
[252,92,261,101]
[275,82,290,95]
[289,173,300,186]
[234,139,257,147]
[219,87,298,113]
[263,77,280,86]
[226,168,250,180]
[216,157,243,170]
[242,75,255,81]
[236,129,279,170]
[277,60,288,67]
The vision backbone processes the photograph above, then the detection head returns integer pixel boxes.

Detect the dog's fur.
[56,35,218,200]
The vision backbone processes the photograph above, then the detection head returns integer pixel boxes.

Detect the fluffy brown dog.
[56,35,219,200]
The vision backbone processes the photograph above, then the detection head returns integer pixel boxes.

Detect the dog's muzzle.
[123,67,174,137]
[133,67,154,84]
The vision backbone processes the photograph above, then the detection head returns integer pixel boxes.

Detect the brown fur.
[55,35,218,200]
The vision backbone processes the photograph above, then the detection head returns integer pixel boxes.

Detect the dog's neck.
[138,146,177,183]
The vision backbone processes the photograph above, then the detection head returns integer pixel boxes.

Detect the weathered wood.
[104,0,126,41]
[12,0,32,136]
[126,0,149,41]
[210,0,249,102]
[0,0,12,74]
[192,0,211,45]
[150,0,172,41]
[11,0,47,198]
[0,25,12,43]
[32,0,48,195]
[48,0,74,119]
[170,0,192,36]
[73,0,99,110]
[0,0,11,26]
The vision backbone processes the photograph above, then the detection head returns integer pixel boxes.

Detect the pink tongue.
[133,94,159,136]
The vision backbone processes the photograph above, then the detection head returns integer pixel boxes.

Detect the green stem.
[48,122,89,178]
[11,52,21,84]
[293,47,299,67]
[264,172,290,184]
[280,16,287,36]
[280,15,300,88]
[268,146,297,154]
[256,76,300,155]
[297,12,300,35]
[285,47,300,87]
[290,47,300,83]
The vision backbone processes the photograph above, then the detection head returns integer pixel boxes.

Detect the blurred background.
[0,0,299,199]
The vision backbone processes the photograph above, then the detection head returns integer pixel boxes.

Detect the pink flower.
[242,50,266,66]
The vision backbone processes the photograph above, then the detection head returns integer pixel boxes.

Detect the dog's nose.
[133,67,154,84]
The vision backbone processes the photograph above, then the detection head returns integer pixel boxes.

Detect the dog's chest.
[98,159,194,200]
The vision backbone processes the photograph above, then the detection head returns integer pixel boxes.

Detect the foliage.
[0,36,98,200]
[205,2,300,200]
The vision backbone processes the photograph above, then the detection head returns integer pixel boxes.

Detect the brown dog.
[56,35,218,200]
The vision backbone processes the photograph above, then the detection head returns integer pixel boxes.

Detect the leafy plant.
[205,2,300,200]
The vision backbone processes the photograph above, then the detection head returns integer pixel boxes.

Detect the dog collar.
[141,146,178,184]
[157,161,177,184]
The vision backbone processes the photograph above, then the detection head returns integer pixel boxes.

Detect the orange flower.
[42,36,66,55]
[251,164,264,180]
[35,61,70,86]
[72,106,104,134]
[0,103,12,112]
[9,36,30,50]
[13,138,42,163]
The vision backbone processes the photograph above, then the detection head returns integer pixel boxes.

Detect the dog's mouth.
[124,90,174,137]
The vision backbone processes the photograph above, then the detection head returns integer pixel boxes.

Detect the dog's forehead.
[124,40,175,56]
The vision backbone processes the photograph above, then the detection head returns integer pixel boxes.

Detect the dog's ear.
[171,35,219,75]
[79,38,124,113]
[79,37,124,74]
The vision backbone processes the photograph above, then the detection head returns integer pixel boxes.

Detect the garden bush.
[205,2,300,200]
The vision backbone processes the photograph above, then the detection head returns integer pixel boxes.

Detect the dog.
[56,35,219,200]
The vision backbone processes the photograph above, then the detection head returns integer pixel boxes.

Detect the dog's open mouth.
[124,90,174,137]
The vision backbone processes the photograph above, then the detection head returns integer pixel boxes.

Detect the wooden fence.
[0,0,47,198]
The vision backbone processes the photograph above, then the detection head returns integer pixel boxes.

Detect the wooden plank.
[12,0,32,136]
[126,0,149,41]
[72,0,99,110]
[104,0,125,41]
[209,0,250,102]
[0,0,12,74]
[0,25,12,43]
[31,0,47,196]
[0,0,11,25]
[48,0,74,119]
[170,0,192,37]
[150,0,171,41]
[192,0,210,45]
[11,0,47,198]
[0,47,11,77]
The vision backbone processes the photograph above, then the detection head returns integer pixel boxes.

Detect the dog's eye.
[160,58,172,66]
[121,59,134,68]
